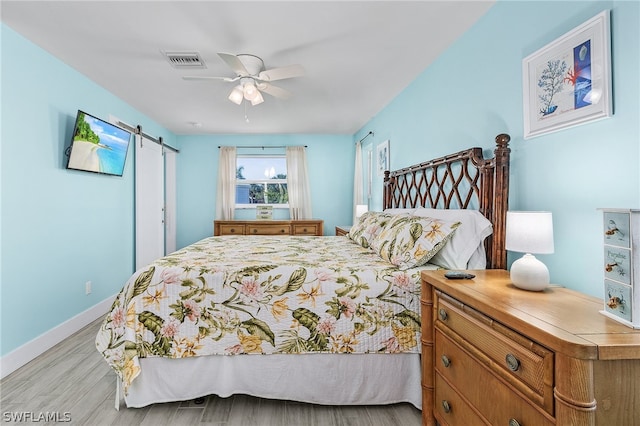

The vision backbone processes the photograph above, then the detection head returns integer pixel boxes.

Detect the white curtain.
[286,146,312,219]
[353,141,363,224]
[215,146,236,220]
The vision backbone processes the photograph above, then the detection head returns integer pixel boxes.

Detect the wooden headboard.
[382,134,511,269]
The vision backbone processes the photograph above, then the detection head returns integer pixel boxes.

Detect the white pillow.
[412,208,492,270]
[383,208,417,215]
[466,244,487,269]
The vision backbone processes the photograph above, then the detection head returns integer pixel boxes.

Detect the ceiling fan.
[183,53,304,106]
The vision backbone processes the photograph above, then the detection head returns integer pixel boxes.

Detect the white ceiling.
[1,1,494,135]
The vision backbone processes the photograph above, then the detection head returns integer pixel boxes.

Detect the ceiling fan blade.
[257,82,292,99]
[257,64,305,82]
[218,52,249,76]
[182,75,238,82]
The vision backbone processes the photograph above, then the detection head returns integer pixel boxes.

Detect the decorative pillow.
[371,215,460,270]
[347,211,397,249]
[412,208,493,269]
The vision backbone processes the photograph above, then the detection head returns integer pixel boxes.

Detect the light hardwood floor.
[1,318,422,425]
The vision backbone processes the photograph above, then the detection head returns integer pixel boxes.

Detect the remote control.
[444,271,476,279]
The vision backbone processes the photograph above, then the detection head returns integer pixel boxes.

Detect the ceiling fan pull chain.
[244,101,250,123]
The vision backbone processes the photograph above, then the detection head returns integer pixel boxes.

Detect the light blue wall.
[0,25,176,356]
[175,134,354,248]
[355,0,639,297]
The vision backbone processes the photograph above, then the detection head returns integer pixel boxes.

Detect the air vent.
[163,51,206,69]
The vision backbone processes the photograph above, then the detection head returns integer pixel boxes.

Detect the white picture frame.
[522,10,612,139]
[376,140,390,176]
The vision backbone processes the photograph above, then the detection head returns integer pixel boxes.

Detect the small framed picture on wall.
[376,140,390,176]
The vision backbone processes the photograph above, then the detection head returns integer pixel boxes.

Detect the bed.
[96,133,511,410]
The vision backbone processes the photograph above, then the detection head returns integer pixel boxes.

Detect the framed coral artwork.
[522,10,612,139]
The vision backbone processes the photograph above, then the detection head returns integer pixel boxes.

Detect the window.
[236,155,288,206]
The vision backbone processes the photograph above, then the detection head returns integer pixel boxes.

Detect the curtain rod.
[356,131,374,145]
[218,145,307,149]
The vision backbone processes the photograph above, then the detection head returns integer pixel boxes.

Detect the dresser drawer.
[434,372,487,426]
[247,224,290,235]
[292,223,320,235]
[435,291,554,415]
[219,224,246,235]
[435,329,554,426]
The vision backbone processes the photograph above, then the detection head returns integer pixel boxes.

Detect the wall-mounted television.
[66,110,132,176]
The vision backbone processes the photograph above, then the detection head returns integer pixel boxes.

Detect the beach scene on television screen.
[67,112,130,175]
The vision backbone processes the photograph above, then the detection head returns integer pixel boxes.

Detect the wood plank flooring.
[1,319,422,425]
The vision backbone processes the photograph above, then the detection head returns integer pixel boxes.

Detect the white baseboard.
[1,295,116,379]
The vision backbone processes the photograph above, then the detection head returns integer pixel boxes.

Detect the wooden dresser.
[214,219,323,236]
[420,269,640,426]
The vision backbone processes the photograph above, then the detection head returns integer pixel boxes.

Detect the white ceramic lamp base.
[510,253,550,291]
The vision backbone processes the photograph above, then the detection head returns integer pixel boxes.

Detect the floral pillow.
[371,215,460,270]
[347,211,398,249]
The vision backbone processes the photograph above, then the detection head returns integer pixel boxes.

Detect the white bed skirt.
[123,353,422,409]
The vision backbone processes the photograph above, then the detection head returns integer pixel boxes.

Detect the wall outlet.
[85,281,92,295]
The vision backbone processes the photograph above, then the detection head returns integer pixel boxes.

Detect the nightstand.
[335,225,351,236]
[420,269,640,426]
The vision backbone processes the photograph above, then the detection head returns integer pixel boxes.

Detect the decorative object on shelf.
[376,140,390,176]
[522,10,612,139]
[599,208,640,328]
[256,205,273,220]
[506,211,554,291]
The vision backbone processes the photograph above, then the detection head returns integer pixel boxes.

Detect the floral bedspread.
[96,236,433,391]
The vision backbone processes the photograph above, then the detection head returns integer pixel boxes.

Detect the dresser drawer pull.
[303,228,308,232]
[506,353,521,371]
[508,419,521,426]
[253,229,257,233]
[438,308,448,321]
[281,229,286,233]
[441,400,451,414]
[441,355,451,368]
[230,229,236,233]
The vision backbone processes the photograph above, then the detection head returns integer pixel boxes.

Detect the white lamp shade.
[250,90,264,106]
[243,81,258,101]
[356,204,368,218]
[228,85,244,105]
[506,211,554,254]
[506,211,554,291]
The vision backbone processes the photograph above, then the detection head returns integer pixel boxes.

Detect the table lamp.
[356,204,368,219]
[506,211,554,291]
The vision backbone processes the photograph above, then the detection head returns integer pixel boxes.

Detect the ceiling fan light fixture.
[250,90,264,106]
[228,85,244,105]
[243,80,259,101]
